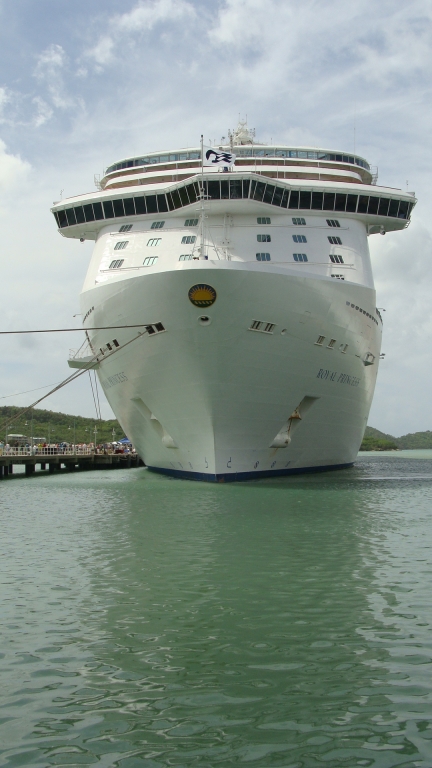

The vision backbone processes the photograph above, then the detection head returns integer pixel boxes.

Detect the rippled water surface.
[1,454,432,767]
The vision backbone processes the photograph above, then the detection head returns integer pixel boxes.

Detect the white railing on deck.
[1,447,94,457]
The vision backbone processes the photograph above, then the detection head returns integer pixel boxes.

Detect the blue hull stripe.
[146,462,354,483]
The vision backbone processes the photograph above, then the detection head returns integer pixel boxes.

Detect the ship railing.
[69,340,93,360]
[1,447,95,457]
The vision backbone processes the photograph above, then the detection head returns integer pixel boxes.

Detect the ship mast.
[199,134,206,260]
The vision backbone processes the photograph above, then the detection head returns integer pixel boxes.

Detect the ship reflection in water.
[1,453,432,765]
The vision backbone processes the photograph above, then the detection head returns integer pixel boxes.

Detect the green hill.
[1,404,431,451]
[361,426,432,450]
[0,406,124,445]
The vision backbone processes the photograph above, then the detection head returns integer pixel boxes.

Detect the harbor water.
[1,453,432,767]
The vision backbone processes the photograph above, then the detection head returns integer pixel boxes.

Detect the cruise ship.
[52,121,415,481]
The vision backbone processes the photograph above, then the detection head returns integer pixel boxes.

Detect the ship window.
[326,219,340,227]
[119,224,132,232]
[263,185,275,204]
[185,183,198,205]
[123,198,135,216]
[146,195,158,214]
[109,259,124,269]
[388,199,400,217]
[114,241,128,250]
[398,200,409,219]
[143,256,158,266]
[331,274,345,280]
[345,195,357,213]
[65,208,76,226]
[257,234,271,242]
[229,180,242,199]
[293,234,307,243]
[299,191,311,209]
[323,193,335,211]
[113,199,125,217]
[252,181,266,201]
[220,180,229,199]
[74,205,85,224]
[357,195,369,214]
[378,198,390,216]
[292,217,306,225]
[328,236,342,245]
[151,221,165,229]
[182,235,196,244]
[327,339,336,348]
[315,335,325,345]
[249,320,275,333]
[102,200,114,219]
[367,197,379,215]
[207,180,221,199]
[334,194,347,212]
[311,192,323,210]
[179,254,193,260]
[242,179,251,198]
[288,190,299,209]
[257,217,271,224]
[83,204,95,222]
[184,219,199,226]
[273,187,284,206]
[147,238,161,246]
[256,253,271,261]
[329,254,344,263]
[157,194,168,213]
[178,187,190,206]
[93,202,104,220]
[293,253,308,262]
[134,196,146,215]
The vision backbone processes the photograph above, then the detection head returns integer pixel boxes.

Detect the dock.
[0,448,144,478]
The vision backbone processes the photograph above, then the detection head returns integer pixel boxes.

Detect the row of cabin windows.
[114,234,343,249]
[119,219,198,233]
[54,178,414,229]
[112,235,197,250]
[108,253,346,268]
[109,256,159,268]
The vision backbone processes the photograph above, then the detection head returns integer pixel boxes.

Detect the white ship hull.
[54,127,413,481]
[81,263,381,481]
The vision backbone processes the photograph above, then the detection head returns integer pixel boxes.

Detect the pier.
[0,448,143,478]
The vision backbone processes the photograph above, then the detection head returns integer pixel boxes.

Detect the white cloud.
[33,43,77,111]
[32,96,53,127]
[85,0,195,67]
[0,139,30,195]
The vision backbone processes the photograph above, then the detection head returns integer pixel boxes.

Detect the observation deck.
[99,145,375,192]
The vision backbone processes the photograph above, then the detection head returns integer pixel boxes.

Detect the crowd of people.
[0,441,135,456]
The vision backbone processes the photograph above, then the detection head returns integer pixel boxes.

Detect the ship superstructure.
[53,122,415,480]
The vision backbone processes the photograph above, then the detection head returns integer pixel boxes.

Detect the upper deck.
[51,122,416,239]
[99,144,375,191]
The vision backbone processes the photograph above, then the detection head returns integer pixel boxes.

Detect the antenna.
[353,102,356,155]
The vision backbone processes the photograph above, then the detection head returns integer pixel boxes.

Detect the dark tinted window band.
[54,182,414,228]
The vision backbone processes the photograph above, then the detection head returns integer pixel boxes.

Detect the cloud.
[0,139,30,195]
[33,43,79,113]
[0,139,31,218]
[85,0,195,68]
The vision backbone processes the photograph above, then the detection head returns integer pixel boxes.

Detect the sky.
[0,0,431,436]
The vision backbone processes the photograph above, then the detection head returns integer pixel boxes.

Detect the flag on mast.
[203,146,236,167]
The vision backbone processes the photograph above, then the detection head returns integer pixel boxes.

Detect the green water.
[1,455,432,767]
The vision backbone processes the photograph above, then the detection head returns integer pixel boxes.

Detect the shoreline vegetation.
[0,406,124,445]
[1,406,431,453]
[360,426,432,451]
